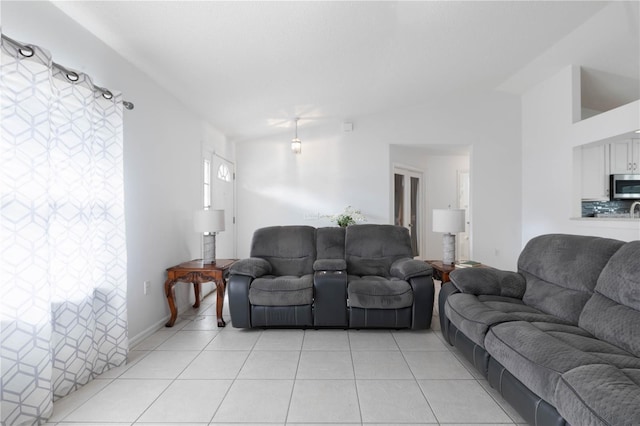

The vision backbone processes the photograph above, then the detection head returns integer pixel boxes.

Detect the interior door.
[211,154,236,259]
[457,170,470,260]
[393,167,423,257]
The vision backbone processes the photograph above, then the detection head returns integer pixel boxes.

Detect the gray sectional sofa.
[228,224,434,329]
[438,234,640,426]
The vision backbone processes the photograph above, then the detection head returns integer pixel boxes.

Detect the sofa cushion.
[579,240,640,357]
[345,224,413,277]
[485,321,640,405]
[348,276,413,309]
[450,267,526,298]
[519,234,625,325]
[390,258,432,280]
[250,226,317,276]
[555,364,640,426]
[316,226,345,259]
[444,293,570,347]
[249,274,314,306]
[229,257,272,278]
[313,258,347,271]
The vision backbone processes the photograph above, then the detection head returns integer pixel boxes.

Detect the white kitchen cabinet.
[610,139,640,174]
[581,143,609,200]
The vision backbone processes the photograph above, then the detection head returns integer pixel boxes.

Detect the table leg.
[165,279,178,327]
[193,280,201,309]
[215,278,226,327]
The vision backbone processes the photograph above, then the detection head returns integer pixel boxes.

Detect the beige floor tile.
[352,350,413,379]
[211,379,293,423]
[296,350,354,379]
[403,350,475,379]
[357,379,437,423]
[155,330,218,351]
[237,350,300,379]
[62,379,171,423]
[302,329,351,350]
[253,329,304,350]
[287,380,361,423]
[136,379,232,423]
[349,330,399,351]
[418,379,512,424]
[179,350,249,379]
[48,379,113,422]
[205,328,262,350]
[392,329,450,351]
[119,350,199,379]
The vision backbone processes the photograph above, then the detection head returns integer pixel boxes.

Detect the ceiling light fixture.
[291,117,301,154]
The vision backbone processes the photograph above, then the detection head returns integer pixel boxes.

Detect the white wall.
[521,65,640,244]
[2,1,232,343]
[237,91,522,269]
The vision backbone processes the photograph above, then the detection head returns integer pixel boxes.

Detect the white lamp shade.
[291,138,301,154]
[432,209,465,233]
[194,209,225,233]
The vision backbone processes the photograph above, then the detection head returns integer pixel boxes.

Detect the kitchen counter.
[574,217,639,222]
[571,217,640,240]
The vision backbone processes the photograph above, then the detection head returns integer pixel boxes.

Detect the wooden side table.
[425,260,489,284]
[425,260,456,284]
[164,259,237,328]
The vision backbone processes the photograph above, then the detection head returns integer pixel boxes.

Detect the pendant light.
[291,117,301,154]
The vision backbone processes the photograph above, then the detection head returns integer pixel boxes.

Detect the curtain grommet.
[18,47,34,57]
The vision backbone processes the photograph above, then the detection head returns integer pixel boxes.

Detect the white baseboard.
[127,287,216,349]
[128,315,169,349]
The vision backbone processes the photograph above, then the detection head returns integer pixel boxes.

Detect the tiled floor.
[45,289,527,426]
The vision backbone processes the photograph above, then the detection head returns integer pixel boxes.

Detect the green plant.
[328,206,366,227]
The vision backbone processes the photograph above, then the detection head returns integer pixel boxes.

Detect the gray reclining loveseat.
[439,233,640,426]
[228,224,434,329]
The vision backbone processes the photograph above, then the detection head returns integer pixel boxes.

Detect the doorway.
[457,170,470,260]
[211,153,236,259]
[393,166,423,257]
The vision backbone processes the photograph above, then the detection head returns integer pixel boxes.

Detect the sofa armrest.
[227,274,252,328]
[313,270,348,327]
[406,275,435,329]
[229,257,272,278]
[449,268,525,299]
[438,282,460,345]
[390,258,433,280]
[313,258,347,272]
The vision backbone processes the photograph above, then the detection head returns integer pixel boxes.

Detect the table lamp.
[432,208,465,265]
[194,209,225,264]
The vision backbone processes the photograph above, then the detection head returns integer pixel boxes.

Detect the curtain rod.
[2,34,134,111]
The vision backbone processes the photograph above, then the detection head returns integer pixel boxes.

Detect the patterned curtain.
[0,36,128,426]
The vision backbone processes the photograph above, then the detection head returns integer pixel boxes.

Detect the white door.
[393,167,423,257]
[211,154,236,259]
[457,170,470,261]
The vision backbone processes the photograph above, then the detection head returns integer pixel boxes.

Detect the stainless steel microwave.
[610,174,640,200]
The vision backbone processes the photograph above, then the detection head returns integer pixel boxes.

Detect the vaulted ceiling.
[48,1,639,142]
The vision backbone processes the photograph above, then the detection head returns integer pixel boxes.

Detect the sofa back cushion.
[250,226,316,276]
[520,234,624,324]
[345,224,413,277]
[316,227,345,259]
[579,240,640,357]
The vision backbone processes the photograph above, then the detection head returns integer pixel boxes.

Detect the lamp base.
[442,233,456,265]
[202,233,216,264]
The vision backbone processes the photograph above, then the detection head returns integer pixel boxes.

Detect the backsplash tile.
[582,200,635,217]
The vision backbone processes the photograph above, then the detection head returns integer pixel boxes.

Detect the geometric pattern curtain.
[0,35,128,426]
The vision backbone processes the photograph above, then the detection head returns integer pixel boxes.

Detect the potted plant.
[328,206,366,227]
